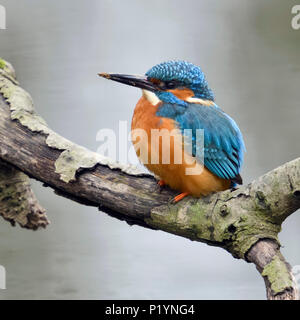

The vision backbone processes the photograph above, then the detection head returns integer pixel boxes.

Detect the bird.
[99,60,245,202]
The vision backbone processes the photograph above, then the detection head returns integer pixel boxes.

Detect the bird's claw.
[171,192,189,203]
[157,180,166,193]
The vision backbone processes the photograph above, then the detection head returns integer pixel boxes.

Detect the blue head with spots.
[99,60,214,102]
[145,60,214,101]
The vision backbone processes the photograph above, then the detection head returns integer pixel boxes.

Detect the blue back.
[156,98,245,182]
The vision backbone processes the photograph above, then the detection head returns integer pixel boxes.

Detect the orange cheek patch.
[168,88,195,100]
[149,78,162,86]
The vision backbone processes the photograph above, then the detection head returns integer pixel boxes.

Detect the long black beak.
[98,73,160,92]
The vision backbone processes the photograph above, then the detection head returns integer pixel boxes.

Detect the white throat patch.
[142,89,161,106]
[186,97,214,106]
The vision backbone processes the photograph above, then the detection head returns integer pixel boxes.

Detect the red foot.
[172,192,189,203]
[157,180,166,187]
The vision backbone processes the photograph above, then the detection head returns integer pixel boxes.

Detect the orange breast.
[131,95,230,196]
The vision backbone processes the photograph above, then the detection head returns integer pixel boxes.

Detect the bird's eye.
[165,81,177,89]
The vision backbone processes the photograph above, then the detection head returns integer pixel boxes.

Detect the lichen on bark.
[0,57,146,183]
[147,186,282,259]
[262,255,294,294]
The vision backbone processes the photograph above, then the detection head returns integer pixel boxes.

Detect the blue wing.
[156,101,245,183]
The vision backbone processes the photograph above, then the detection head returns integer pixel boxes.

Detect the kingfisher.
[99,61,245,202]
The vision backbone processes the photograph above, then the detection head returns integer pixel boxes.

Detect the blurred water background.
[0,0,299,299]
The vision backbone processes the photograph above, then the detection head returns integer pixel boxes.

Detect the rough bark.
[0,159,49,229]
[0,58,299,299]
[247,239,298,300]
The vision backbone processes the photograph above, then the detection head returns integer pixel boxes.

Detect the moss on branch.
[147,187,281,259]
[262,255,294,295]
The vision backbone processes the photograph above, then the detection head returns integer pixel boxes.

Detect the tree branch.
[0,159,49,229]
[0,58,299,299]
[247,239,298,300]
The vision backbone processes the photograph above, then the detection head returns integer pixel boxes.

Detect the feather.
[156,101,245,184]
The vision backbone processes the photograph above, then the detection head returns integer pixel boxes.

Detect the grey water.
[0,0,299,299]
